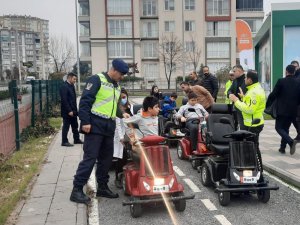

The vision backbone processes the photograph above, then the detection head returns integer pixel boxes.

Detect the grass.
[0,117,62,225]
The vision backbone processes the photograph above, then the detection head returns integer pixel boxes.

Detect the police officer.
[70,58,129,204]
[229,70,265,175]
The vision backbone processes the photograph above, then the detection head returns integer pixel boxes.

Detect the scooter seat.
[209,143,229,155]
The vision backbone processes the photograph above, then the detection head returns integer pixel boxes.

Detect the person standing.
[60,72,83,147]
[200,66,219,101]
[266,65,300,155]
[291,60,300,140]
[189,70,202,86]
[70,58,129,204]
[224,70,234,104]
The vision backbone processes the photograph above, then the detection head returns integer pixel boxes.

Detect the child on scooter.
[176,92,209,151]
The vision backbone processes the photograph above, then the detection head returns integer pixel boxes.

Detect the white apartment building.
[78,0,264,89]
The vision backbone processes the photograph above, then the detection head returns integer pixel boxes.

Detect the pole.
[75,0,81,93]
[12,80,20,150]
[182,0,185,82]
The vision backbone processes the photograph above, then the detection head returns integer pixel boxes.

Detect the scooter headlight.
[169,177,175,189]
[143,181,151,192]
[154,178,165,186]
[233,171,240,181]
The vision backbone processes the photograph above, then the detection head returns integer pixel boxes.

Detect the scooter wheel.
[130,198,142,218]
[201,163,212,187]
[218,186,230,206]
[257,189,270,203]
[173,193,186,212]
[177,143,184,160]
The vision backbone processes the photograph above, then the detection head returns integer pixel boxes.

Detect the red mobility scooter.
[121,132,194,218]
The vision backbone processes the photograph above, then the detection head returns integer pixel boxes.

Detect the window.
[165,0,175,10]
[185,41,195,52]
[108,41,133,57]
[143,0,157,16]
[185,21,195,31]
[79,2,89,16]
[242,19,263,33]
[207,0,230,16]
[165,21,175,32]
[185,0,195,10]
[80,22,90,36]
[207,42,230,58]
[236,0,263,12]
[143,42,158,58]
[143,63,159,79]
[108,19,132,36]
[142,21,158,37]
[165,42,175,53]
[206,61,230,73]
[107,0,131,15]
[207,21,230,36]
[80,42,91,57]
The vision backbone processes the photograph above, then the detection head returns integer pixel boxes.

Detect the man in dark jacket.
[227,65,247,130]
[200,66,219,101]
[267,65,300,155]
[291,60,300,140]
[60,72,83,147]
[188,70,202,86]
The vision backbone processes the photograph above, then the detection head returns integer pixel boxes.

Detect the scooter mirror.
[187,108,196,112]
[219,117,231,124]
[252,118,261,125]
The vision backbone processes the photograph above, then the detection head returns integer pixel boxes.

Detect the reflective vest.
[234,82,265,127]
[91,73,121,119]
[224,80,233,104]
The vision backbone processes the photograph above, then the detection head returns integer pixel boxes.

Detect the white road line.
[173,166,186,177]
[264,171,300,194]
[183,178,201,192]
[87,168,100,225]
[201,199,217,211]
[215,215,232,225]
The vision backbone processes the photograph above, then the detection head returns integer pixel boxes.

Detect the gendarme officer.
[70,59,129,204]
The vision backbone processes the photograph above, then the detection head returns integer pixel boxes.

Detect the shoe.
[61,142,74,147]
[70,187,91,204]
[278,148,286,154]
[74,139,84,144]
[114,179,122,189]
[96,183,119,198]
[290,140,297,155]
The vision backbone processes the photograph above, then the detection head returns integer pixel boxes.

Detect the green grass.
[0,117,61,225]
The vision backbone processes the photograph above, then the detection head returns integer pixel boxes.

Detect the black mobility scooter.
[200,105,279,206]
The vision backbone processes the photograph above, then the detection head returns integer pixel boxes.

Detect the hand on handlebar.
[181,117,187,123]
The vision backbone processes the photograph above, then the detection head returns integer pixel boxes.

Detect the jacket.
[190,85,214,109]
[176,103,208,121]
[200,73,219,100]
[189,78,202,86]
[161,96,177,118]
[60,81,77,118]
[224,80,233,104]
[227,74,247,100]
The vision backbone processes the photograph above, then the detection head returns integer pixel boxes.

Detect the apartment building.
[78,0,264,89]
[0,15,50,79]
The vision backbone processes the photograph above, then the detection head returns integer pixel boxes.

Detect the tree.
[186,35,201,72]
[72,61,92,81]
[4,69,12,80]
[216,66,231,87]
[49,35,75,73]
[159,33,183,89]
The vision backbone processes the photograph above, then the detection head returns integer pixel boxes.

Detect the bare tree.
[186,35,201,72]
[159,33,183,89]
[49,35,76,73]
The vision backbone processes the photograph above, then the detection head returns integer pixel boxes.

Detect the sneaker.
[61,142,74,147]
[278,148,285,154]
[290,140,297,155]
[74,139,84,144]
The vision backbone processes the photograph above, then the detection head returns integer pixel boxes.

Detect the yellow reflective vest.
[224,80,233,104]
[234,82,266,127]
[91,73,121,119]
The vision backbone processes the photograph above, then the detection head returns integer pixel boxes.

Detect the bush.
[0,90,10,101]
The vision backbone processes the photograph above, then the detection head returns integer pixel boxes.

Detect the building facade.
[78,0,263,89]
[0,15,50,80]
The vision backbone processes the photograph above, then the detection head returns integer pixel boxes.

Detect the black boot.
[70,187,91,204]
[96,183,119,198]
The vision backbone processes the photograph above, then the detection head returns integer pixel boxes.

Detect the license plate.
[153,185,169,193]
[243,170,253,177]
[242,177,257,184]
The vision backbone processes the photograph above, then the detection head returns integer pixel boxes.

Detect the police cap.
[112,58,129,75]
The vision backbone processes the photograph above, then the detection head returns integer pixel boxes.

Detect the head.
[203,66,210,76]
[170,92,178,102]
[151,85,159,94]
[233,65,244,78]
[67,72,77,85]
[108,58,129,82]
[286,64,296,76]
[120,88,129,107]
[180,81,190,93]
[228,70,234,81]
[189,71,198,80]
[291,60,299,69]
[142,96,160,116]
[245,70,258,86]
[187,92,198,106]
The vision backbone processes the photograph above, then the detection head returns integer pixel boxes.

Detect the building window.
[143,63,159,79]
[185,0,195,10]
[80,22,90,36]
[142,41,158,58]
[80,42,91,57]
[206,61,230,73]
[142,21,158,37]
[207,21,230,36]
[165,0,175,11]
[165,42,175,53]
[165,21,175,32]
[242,19,263,33]
[108,19,132,36]
[207,0,230,16]
[143,0,157,16]
[185,21,195,31]
[207,42,230,58]
[108,41,133,58]
[107,0,131,15]
[79,2,89,16]
[185,41,195,52]
[236,0,263,12]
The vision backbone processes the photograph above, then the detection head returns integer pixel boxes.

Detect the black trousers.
[73,133,114,188]
[62,116,80,143]
[275,116,296,149]
[186,120,199,151]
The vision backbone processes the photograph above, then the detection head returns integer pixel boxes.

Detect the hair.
[170,92,178,98]
[180,81,189,86]
[203,66,209,70]
[291,60,299,66]
[286,64,296,75]
[150,85,159,95]
[187,92,198,100]
[246,70,258,83]
[143,96,159,111]
[67,72,77,78]
[233,65,244,71]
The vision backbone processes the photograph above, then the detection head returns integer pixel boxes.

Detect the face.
[203,67,209,75]
[233,68,243,78]
[153,87,159,93]
[148,104,160,116]
[188,98,197,106]
[68,76,77,84]
[189,72,196,80]
[180,84,190,93]
[120,93,128,105]
[244,76,252,86]
[292,62,299,69]
[229,73,234,81]
[109,68,125,82]
[170,96,176,102]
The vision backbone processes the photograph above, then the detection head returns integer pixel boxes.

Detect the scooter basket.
[230,141,256,168]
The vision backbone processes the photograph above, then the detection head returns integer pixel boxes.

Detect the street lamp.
[75,0,81,93]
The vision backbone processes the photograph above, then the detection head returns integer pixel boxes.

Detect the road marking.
[87,168,100,225]
[183,178,201,192]
[201,199,217,211]
[264,171,300,194]
[173,166,185,177]
[215,215,232,225]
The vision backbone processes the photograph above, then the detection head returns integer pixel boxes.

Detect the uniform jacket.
[60,81,77,118]
[189,85,214,109]
[200,73,219,100]
[224,80,233,104]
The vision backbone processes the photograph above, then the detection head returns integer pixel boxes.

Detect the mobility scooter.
[200,115,279,206]
[121,125,194,218]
